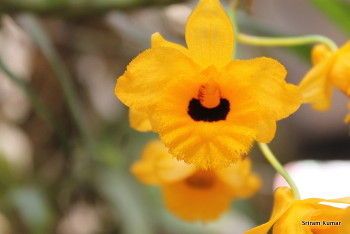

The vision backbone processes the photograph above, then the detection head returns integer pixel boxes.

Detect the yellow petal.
[151,32,189,57]
[345,114,350,123]
[273,201,315,234]
[299,57,334,111]
[238,174,261,198]
[185,0,234,68]
[245,187,294,234]
[329,41,350,95]
[115,47,200,112]
[224,57,301,143]
[310,81,333,111]
[339,207,350,234]
[308,203,345,233]
[246,188,350,234]
[131,140,163,185]
[216,158,261,198]
[274,198,350,234]
[131,140,195,185]
[345,102,350,123]
[156,152,196,184]
[256,119,277,143]
[216,157,252,185]
[131,160,159,185]
[344,102,350,123]
[225,57,301,121]
[129,108,152,132]
[162,170,234,222]
[307,197,350,233]
[311,44,332,65]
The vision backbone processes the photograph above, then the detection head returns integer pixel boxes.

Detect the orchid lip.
[187,98,230,122]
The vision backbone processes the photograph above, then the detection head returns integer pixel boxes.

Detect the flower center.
[198,83,221,108]
[187,83,230,122]
[185,171,215,189]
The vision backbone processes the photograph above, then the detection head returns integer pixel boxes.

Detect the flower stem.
[238,33,338,52]
[258,143,300,200]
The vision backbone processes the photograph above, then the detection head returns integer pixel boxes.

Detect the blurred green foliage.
[0,0,186,17]
[308,0,350,36]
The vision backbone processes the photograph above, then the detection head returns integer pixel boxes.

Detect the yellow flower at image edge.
[245,187,350,234]
[131,140,261,222]
[115,0,301,169]
[299,42,350,122]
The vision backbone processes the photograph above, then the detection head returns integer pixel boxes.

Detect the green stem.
[238,33,338,52]
[0,58,69,153]
[258,143,300,200]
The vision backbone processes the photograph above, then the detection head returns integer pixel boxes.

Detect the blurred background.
[0,0,349,233]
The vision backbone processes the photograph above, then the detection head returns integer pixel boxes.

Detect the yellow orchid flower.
[341,207,350,233]
[299,42,350,122]
[115,0,301,169]
[245,187,350,234]
[131,140,261,222]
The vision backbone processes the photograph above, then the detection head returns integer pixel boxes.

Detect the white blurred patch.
[0,16,33,123]
[76,54,122,122]
[274,160,350,200]
[57,201,103,234]
[164,4,191,36]
[0,121,33,175]
[319,202,350,209]
[207,212,257,234]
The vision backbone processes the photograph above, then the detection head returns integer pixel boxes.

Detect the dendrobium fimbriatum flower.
[115,0,301,169]
[300,42,350,122]
[132,140,261,222]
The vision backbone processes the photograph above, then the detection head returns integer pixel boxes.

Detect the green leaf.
[0,154,16,190]
[95,170,155,234]
[308,0,350,35]
[9,186,53,234]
